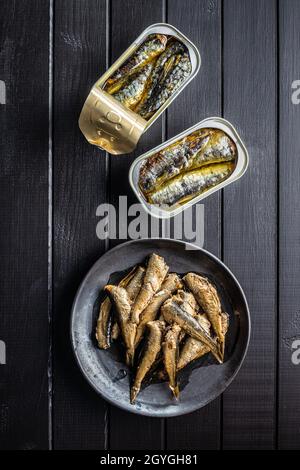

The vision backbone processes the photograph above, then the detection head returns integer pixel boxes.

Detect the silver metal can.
[129,117,249,219]
[79,23,201,155]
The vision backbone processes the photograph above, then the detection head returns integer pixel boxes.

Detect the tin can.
[79,23,201,155]
[129,117,249,219]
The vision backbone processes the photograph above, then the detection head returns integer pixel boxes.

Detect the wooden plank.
[166,0,222,450]
[52,0,108,450]
[108,0,164,450]
[0,0,49,450]
[278,0,300,450]
[222,0,277,449]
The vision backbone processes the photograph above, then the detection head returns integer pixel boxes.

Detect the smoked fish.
[149,162,235,207]
[104,34,167,94]
[139,129,236,194]
[183,273,225,353]
[131,253,169,324]
[105,285,136,366]
[112,63,154,110]
[134,273,182,347]
[163,323,181,398]
[131,320,165,403]
[139,52,192,119]
[96,266,144,349]
[161,290,222,363]
[177,313,211,370]
[177,311,229,370]
[135,39,186,116]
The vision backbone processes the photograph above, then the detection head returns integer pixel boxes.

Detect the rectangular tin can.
[79,23,201,155]
[129,117,249,219]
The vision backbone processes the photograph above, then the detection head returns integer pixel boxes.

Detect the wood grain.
[52,0,108,450]
[1,0,300,450]
[166,0,222,450]
[278,0,300,450]
[0,0,49,450]
[222,0,277,449]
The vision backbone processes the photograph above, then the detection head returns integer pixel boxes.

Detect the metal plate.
[71,239,250,417]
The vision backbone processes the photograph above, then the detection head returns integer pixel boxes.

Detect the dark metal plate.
[71,238,250,417]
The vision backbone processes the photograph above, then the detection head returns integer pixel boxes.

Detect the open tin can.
[129,117,249,219]
[79,23,201,155]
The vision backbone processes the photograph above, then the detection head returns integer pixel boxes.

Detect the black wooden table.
[1,0,300,450]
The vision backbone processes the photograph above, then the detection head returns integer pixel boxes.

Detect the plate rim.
[70,238,251,417]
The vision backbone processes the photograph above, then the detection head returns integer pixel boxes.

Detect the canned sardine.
[129,118,249,219]
[79,24,201,155]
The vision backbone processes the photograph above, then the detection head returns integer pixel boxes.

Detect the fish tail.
[130,386,139,404]
[220,340,225,362]
[104,284,113,293]
[211,344,223,364]
[171,384,180,400]
[204,333,224,364]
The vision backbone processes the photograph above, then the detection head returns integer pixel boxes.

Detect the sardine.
[110,266,145,342]
[191,130,237,170]
[138,129,236,194]
[220,311,229,358]
[111,321,120,341]
[177,311,229,370]
[138,52,192,119]
[135,40,186,115]
[177,314,211,370]
[161,290,222,363]
[178,330,186,344]
[104,285,136,366]
[96,267,144,348]
[221,311,229,336]
[134,273,182,347]
[131,320,165,403]
[131,253,169,324]
[183,273,225,349]
[139,129,211,194]
[112,63,154,110]
[126,266,145,302]
[95,297,113,350]
[163,323,181,398]
[104,34,167,94]
[95,267,138,349]
[148,162,235,207]
[177,290,199,312]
